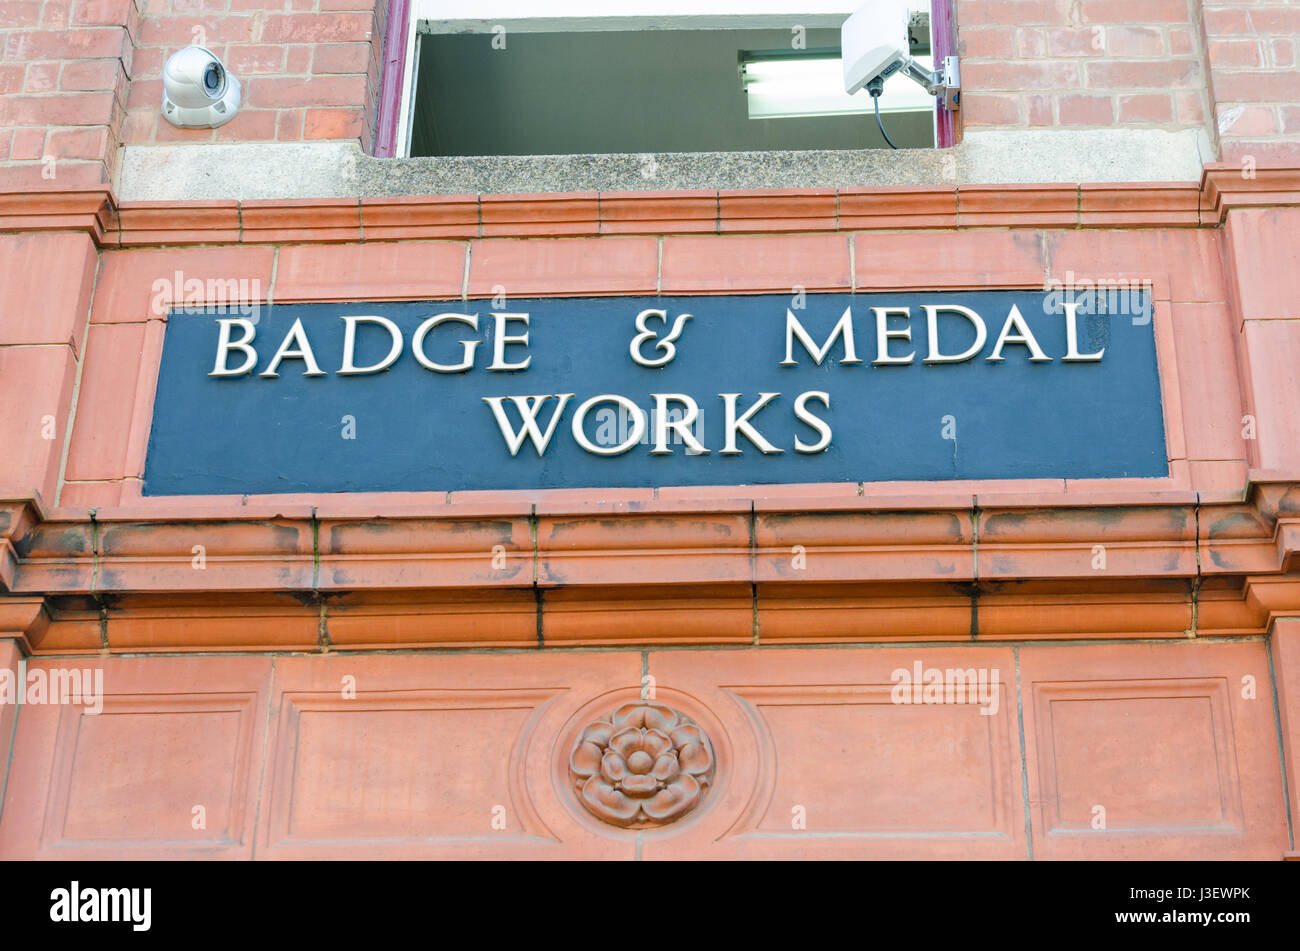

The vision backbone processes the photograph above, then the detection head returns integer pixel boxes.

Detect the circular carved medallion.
[568,701,715,829]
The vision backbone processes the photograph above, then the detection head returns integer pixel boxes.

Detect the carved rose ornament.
[568,702,715,828]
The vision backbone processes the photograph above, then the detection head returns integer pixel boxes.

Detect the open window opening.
[390,4,948,159]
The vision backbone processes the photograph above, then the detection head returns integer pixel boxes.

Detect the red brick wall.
[1,2,1298,188]
[1203,0,1300,164]
[123,0,387,149]
[0,0,135,188]
[956,0,1210,131]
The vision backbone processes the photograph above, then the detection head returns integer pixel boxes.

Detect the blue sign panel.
[142,291,1167,495]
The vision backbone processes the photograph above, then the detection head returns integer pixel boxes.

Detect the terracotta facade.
[1,0,1300,861]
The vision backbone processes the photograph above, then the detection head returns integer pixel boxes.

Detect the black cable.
[872,89,898,150]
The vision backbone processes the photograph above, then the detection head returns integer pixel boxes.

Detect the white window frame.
[395,1,923,159]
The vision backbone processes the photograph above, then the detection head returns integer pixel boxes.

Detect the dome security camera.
[161,46,241,129]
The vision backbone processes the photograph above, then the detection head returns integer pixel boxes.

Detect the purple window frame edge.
[373,0,411,158]
[932,0,957,149]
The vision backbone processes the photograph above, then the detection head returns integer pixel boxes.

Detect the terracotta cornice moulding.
[2,167,1298,247]
[1200,165,1300,224]
[2,480,1298,650]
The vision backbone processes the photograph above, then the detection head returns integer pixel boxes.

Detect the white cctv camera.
[842,0,959,110]
[161,46,241,129]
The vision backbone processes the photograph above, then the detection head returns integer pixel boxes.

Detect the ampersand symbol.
[630,309,692,367]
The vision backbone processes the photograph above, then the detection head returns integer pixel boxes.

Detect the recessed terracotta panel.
[1019,641,1288,859]
[0,656,272,859]
[642,646,1024,859]
[260,652,641,858]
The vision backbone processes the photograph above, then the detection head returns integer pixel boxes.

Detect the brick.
[956,0,1068,27]
[961,61,1081,90]
[9,127,45,161]
[1016,28,1047,58]
[276,108,305,139]
[1245,8,1300,34]
[1169,28,1195,57]
[1281,106,1300,135]
[0,1,42,27]
[285,44,313,74]
[71,0,133,26]
[1106,26,1164,57]
[168,0,229,12]
[137,16,255,46]
[312,42,371,74]
[45,126,109,160]
[0,161,107,189]
[59,58,123,91]
[959,27,1015,59]
[1270,39,1295,69]
[40,2,70,27]
[213,108,278,141]
[302,107,364,139]
[258,12,372,43]
[3,28,127,61]
[1221,140,1300,166]
[1079,0,1191,25]
[1202,7,1254,36]
[1118,93,1174,123]
[130,46,165,78]
[1086,59,1198,89]
[0,65,26,95]
[245,75,367,108]
[1219,105,1279,137]
[126,78,162,111]
[0,92,116,126]
[1214,71,1300,104]
[1209,39,1263,68]
[118,109,153,145]
[961,93,1020,126]
[22,61,57,92]
[1027,93,1054,125]
[1058,94,1114,125]
[1044,27,1100,57]
[1175,91,1204,123]
[223,45,288,75]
